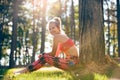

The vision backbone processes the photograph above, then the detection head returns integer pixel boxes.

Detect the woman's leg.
[43,54,79,70]
[14,54,78,74]
[14,54,46,74]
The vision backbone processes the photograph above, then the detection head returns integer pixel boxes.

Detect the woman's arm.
[46,37,58,56]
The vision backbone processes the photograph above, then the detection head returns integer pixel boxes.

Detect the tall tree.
[40,0,47,53]
[70,0,75,40]
[0,23,3,60]
[0,0,11,62]
[9,0,19,68]
[0,1,4,60]
[79,0,105,64]
[117,0,120,57]
[31,0,37,62]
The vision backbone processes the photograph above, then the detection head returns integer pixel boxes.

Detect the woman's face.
[49,23,60,35]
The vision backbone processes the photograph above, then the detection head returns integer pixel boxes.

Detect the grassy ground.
[0,65,116,80]
[1,67,73,80]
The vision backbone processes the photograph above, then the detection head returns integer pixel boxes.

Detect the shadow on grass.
[78,72,110,80]
[80,73,94,80]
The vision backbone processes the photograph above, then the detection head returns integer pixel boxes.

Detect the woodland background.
[0,0,120,70]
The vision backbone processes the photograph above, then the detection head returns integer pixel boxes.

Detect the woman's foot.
[13,68,28,75]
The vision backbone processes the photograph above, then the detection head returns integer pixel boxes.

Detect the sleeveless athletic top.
[55,39,74,57]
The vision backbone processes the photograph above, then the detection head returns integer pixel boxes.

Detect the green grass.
[10,72,72,80]
[79,73,109,80]
[2,67,73,80]
[0,66,115,80]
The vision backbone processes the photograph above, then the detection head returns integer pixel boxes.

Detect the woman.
[14,17,79,74]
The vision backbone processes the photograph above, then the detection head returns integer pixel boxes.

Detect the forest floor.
[1,56,120,80]
[80,55,120,80]
[1,64,120,80]
[109,65,120,80]
[107,56,120,80]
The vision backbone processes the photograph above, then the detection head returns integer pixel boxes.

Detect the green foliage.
[0,69,8,75]
[0,68,8,80]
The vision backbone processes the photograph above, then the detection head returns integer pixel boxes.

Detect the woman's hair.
[47,17,65,34]
[53,17,61,28]
[47,17,61,30]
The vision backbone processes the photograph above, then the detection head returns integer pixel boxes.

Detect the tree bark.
[40,0,47,53]
[31,0,36,62]
[70,0,75,40]
[117,0,120,57]
[0,23,3,60]
[79,0,105,64]
[9,0,18,68]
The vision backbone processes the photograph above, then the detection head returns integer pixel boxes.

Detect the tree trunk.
[64,1,70,37]
[79,0,105,64]
[107,8,111,55]
[70,0,75,40]
[0,15,3,60]
[31,0,40,62]
[31,0,36,62]
[40,0,47,53]
[9,0,18,68]
[117,0,120,57]
[0,24,3,60]
[67,1,106,79]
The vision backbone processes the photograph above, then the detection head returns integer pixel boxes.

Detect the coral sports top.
[55,39,74,57]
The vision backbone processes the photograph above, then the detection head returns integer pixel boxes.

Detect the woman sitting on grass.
[14,17,79,74]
